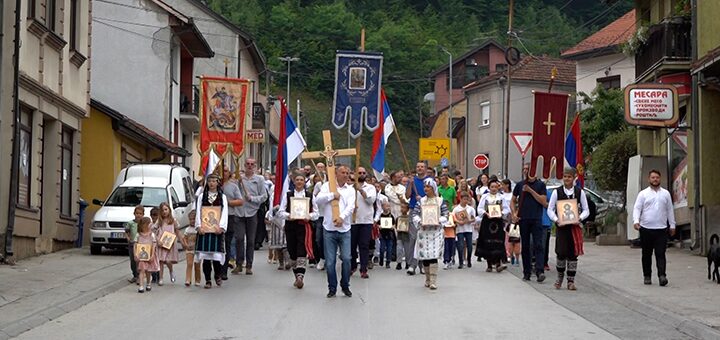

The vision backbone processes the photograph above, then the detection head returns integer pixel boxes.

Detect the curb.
[0,275,130,340]
[509,262,720,340]
[576,271,720,340]
[0,252,189,339]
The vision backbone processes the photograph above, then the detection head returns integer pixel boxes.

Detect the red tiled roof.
[464,55,576,91]
[561,10,636,58]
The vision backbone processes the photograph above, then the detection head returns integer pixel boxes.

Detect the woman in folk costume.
[278,173,319,289]
[194,174,229,289]
[476,178,511,273]
[412,178,449,290]
[547,168,588,291]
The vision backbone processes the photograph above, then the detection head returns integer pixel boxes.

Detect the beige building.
[1,0,91,260]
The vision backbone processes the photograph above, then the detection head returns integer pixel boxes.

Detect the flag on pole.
[273,97,307,207]
[201,149,222,179]
[371,89,395,181]
[564,114,584,187]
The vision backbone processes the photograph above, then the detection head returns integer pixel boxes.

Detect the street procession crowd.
[123,157,676,298]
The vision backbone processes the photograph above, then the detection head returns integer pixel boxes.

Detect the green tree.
[578,86,625,152]
[589,128,637,193]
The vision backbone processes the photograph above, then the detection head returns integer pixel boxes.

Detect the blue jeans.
[323,229,351,292]
[520,219,545,277]
[443,238,456,264]
[379,238,393,265]
[456,232,473,266]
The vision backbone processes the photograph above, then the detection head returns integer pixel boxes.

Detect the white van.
[89,164,195,255]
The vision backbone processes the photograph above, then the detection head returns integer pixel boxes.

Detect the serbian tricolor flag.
[370,89,395,181]
[273,97,306,207]
[565,115,584,187]
[201,149,222,179]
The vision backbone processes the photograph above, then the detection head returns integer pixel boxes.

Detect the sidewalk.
[571,242,720,339]
[0,248,132,340]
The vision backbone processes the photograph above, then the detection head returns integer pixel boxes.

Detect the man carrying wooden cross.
[304,130,357,298]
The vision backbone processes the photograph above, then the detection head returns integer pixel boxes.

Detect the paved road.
[15,257,695,340]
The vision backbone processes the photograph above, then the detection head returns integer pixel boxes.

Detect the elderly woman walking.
[413,178,449,290]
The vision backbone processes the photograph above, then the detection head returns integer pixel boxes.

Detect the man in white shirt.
[315,164,356,298]
[633,169,676,286]
[350,167,377,279]
[547,168,589,290]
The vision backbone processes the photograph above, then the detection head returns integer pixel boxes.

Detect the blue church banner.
[332,51,383,138]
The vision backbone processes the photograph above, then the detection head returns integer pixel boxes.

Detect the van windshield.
[104,187,167,207]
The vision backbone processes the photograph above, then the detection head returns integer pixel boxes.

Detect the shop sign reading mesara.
[624,84,679,127]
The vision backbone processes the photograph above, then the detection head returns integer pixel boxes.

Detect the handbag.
[507,223,521,239]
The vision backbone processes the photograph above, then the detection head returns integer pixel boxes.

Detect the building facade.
[1,0,91,260]
[161,0,267,179]
[464,56,575,182]
[631,0,694,245]
[562,10,637,110]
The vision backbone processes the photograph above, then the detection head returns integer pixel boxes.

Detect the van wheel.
[90,245,102,255]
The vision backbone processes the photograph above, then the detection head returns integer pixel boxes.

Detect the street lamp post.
[440,46,453,169]
[278,56,300,167]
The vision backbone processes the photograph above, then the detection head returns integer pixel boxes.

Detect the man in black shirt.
[511,163,548,282]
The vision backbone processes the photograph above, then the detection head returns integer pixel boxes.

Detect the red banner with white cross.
[530,91,568,179]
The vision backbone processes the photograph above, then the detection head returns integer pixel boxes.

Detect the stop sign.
[473,154,489,170]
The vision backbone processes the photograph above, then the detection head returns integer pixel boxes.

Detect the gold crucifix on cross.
[543,112,556,135]
[302,130,356,221]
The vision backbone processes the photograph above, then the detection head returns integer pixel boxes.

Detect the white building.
[157,0,268,179]
[561,10,636,109]
[92,0,214,168]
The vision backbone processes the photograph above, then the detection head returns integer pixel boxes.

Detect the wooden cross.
[543,112,556,135]
[302,130,356,221]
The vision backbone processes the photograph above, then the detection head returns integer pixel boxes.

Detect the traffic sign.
[510,132,533,157]
[418,138,450,160]
[473,154,489,170]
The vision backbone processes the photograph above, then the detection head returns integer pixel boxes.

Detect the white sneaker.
[406,267,416,275]
[316,259,325,270]
[443,263,450,270]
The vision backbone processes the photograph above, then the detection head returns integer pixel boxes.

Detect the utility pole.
[440,46,453,168]
[503,0,515,179]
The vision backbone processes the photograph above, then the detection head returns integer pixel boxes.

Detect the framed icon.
[380,217,394,229]
[556,199,580,226]
[454,210,469,224]
[488,204,502,219]
[349,67,367,90]
[134,243,153,262]
[200,206,221,233]
[421,203,439,226]
[159,231,177,250]
[396,216,410,232]
[289,197,310,220]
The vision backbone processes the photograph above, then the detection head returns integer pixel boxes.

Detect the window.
[480,101,490,127]
[46,0,57,31]
[28,0,37,19]
[597,75,621,90]
[60,127,73,217]
[18,108,33,207]
[69,0,79,50]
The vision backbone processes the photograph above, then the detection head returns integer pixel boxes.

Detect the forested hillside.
[205,0,633,169]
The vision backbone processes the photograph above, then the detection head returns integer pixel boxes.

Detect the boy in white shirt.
[453,192,476,269]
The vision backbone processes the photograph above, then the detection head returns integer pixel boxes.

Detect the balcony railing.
[635,17,692,79]
[180,84,199,116]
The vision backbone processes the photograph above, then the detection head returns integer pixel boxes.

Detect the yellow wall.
[697,1,720,58]
[79,108,167,245]
[428,100,467,168]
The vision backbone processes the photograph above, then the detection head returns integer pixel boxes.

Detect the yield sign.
[510,132,533,157]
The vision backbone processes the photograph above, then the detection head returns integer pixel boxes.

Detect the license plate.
[112,232,126,239]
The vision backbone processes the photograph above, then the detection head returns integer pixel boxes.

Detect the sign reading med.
[624,84,679,127]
